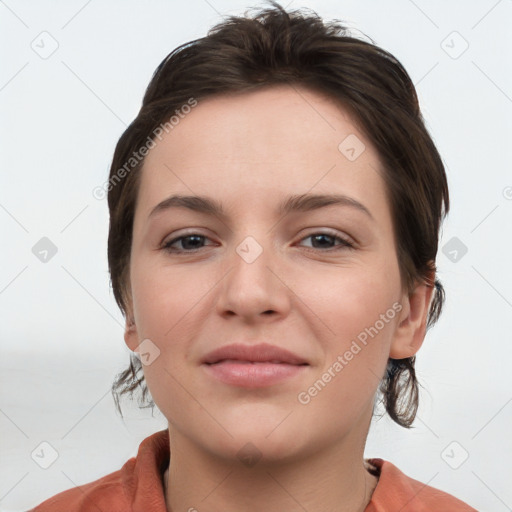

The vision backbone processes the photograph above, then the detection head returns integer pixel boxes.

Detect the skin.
[123,84,434,512]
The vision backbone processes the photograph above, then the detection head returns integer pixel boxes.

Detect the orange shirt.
[30,429,478,511]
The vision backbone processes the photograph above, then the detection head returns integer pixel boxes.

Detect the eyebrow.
[148,192,374,221]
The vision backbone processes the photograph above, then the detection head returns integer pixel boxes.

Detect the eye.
[162,230,354,254]
[297,231,355,251]
[162,234,214,253]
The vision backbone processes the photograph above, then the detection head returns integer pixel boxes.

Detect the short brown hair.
[107,1,449,428]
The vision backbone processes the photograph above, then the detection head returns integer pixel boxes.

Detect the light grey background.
[1,1,511,511]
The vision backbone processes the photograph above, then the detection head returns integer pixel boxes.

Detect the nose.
[215,235,292,323]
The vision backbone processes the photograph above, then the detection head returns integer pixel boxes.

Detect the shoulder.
[366,458,478,511]
[28,460,135,512]
[28,429,170,512]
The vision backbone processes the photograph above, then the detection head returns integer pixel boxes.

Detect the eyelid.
[298,227,355,246]
[161,229,215,249]
[161,228,356,253]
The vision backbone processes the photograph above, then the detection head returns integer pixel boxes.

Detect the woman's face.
[125,85,425,462]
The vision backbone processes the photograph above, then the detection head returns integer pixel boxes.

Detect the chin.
[196,412,313,466]
[206,432,307,467]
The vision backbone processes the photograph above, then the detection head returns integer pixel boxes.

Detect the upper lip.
[201,343,309,365]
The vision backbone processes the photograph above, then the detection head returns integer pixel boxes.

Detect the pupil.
[184,235,202,249]
[313,234,332,248]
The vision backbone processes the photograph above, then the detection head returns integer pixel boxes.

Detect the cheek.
[292,263,400,393]
[131,259,209,340]
[293,261,401,338]
[130,262,205,423]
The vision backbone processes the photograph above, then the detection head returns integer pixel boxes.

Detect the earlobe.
[123,307,140,352]
[389,273,435,360]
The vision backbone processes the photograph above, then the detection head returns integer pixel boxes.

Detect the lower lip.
[202,361,308,388]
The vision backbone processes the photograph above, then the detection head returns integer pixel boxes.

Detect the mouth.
[202,360,309,388]
[201,343,309,388]
[201,342,309,366]
[205,359,307,366]
[207,359,308,365]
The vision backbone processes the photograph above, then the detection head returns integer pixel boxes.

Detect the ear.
[389,270,435,359]
[123,298,140,352]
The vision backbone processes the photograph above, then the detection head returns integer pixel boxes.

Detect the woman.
[31,1,478,510]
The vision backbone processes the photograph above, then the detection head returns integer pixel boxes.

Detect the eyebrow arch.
[148,192,374,221]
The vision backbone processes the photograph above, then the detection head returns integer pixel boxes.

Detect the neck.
[163,419,379,512]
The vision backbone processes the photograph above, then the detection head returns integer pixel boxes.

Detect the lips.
[201,343,308,366]
[201,343,309,388]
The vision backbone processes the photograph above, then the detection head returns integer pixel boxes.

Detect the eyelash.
[162,230,355,254]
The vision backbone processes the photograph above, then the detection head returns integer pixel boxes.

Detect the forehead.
[135,85,389,222]
[149,85,367,162]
